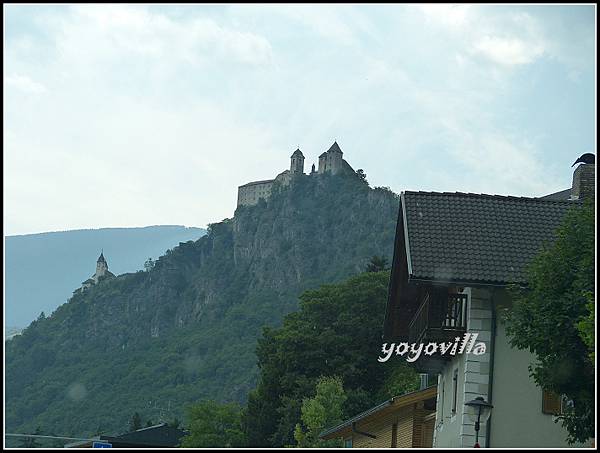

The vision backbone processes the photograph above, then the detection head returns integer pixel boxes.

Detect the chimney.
[571,163,595,200]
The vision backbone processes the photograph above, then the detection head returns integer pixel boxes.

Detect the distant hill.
[5,226,206,328]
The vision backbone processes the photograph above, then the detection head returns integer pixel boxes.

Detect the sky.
[4,4,596,235]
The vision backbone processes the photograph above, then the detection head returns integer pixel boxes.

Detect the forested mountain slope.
[6,172,399,437]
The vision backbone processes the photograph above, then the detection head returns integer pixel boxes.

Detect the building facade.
[383,162,595,448]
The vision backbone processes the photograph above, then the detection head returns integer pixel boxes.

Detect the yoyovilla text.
[378,333,486,363]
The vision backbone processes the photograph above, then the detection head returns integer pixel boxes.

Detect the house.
[320,384,437,448]
[64,423,187,448]
[382,163,594,448]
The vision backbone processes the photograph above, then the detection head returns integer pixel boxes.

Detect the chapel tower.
[290,148,305,174]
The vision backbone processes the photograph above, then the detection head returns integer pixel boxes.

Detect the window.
[420,373,429,389]
[391,423,398,448]
[344,438,353,448]
[452,368,458,414]
[542,389,564,415]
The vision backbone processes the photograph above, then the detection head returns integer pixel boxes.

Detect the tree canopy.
[504,201,595,444]
[180,400,245,448]
[294,376,347,448]
[243,270,419,447]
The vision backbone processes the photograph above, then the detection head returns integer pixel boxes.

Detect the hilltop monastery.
[237,141,355,207]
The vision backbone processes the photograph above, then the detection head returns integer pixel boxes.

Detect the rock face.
[6,171,400,437]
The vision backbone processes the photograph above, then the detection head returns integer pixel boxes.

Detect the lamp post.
[465,396,493,448]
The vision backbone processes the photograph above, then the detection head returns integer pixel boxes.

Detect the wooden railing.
[408,291,468,344]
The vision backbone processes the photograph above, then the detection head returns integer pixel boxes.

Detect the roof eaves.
[400,192,413,278]
[404,190,580,205]
[407,276,525,287]
[319,399,392,439]
[390,385,437,406]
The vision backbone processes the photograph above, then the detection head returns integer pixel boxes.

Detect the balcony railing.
[408,291,468,345]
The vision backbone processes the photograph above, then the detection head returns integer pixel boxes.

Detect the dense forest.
[6,170,401,439]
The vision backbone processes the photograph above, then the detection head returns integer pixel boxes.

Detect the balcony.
[408,291,468,346]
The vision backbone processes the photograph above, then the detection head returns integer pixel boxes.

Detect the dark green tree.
[504,201,595,444]
[576,293,594,362]
[293,376,346,448]
[356,169,368,184]
[129,412,142,432]
[180,400,245,447]
[366,255,388,272]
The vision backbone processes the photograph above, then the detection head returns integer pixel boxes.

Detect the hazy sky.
[4,4,596,235]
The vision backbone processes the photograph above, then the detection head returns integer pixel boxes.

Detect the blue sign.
[92,441,113,448]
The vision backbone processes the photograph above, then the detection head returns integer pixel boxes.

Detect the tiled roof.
[402,191,579,285]
[291,148,304,158]
[109,423,187,447]
[540,188,571,201]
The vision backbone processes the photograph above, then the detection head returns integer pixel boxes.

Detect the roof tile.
[403,191,580,284]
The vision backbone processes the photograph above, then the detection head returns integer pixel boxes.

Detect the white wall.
[433,287,493,448]
[489,315,589,447]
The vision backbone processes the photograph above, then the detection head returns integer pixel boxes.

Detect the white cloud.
[50,5,273,69]
[230,4,379,47]
[472,35,545,66]
[419,4,471,28]
[5,74,47,93]
[418,7,549,68]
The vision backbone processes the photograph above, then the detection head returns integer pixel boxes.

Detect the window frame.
[452,368,459,415]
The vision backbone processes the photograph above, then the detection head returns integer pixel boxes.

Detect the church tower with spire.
[79,250,116,292]
[95,251,109,278]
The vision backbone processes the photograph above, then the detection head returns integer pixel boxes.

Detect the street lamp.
[465,396,493,448]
